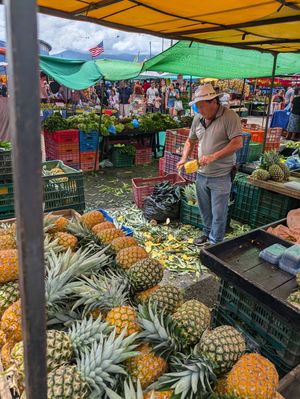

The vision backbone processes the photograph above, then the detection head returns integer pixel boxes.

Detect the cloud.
[0,5,170,55]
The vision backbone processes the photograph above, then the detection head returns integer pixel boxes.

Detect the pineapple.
[144,391,174,399]
[81,210,105,229]
[135,285,161,304]
[297,272,300,287]
[252,169,270,181]
[184,160,199,174]
[0,249,18,283]
[0,234,16,250]
[106,306,141,336]
[214,376,228,395]
[54,232,78,251]
[126,343,168,389]
[97,228,125,244]
[92,221,116,235]
[269,164,284,182]
[183,184,197,205]
[45,214,69,233]
[149,285,184,314]
[172,300,211,346]
[47,329,138,398]
[1,299,22,343]
[0,281,20,316]
[279,163,290,181]
[1,339,15,369]
[225,353,279,399]
[196,325,246,374]
[0,329,6,347]
[287,290,300,309]
[106,378,174,399]
[262,151,281,169]
[111,236,138,253]
[116,246,148,270]
[127,259,164,292]
[66,217,103,252]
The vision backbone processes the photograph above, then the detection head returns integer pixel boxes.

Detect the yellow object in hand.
[184,160,199,174]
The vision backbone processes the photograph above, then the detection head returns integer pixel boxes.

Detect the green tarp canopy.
[142,41,300,79]
[94,59,142,81]
[40,55,103,90]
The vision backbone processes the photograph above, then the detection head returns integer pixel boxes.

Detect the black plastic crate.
[0,150,12,182]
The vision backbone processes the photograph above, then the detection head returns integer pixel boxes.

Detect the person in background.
[109,88,119,111]
[146,81,159,113]
[40,72,49,103]
[165,83,179,116]
[0,79,7,97]
[153,93,162,112]
[287,87,300,141]
[131,81,145,115]
[133,81,144,96]
[285,84,296,109]
[143,80,151,92]
[159,79,167,113]
[177,84,243,246]
[271,89,285,114]
[118,81,132,117]
[219,90,231,108]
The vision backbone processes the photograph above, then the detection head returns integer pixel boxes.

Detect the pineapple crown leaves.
[71,271,131,315]
[68,316,113,357]
[137,303,184,358]
[44,234,64,257]
[154,355,217,399]
[76,329,139,397]
[105,378,144,399]
[182,184,197,203]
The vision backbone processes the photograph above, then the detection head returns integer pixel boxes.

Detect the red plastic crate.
[46,141,79,162]
[135,147,152,165]
[165,128,198,159]
[164,152,197,182]
[264,142,281,152]
[159,157,165,176]
[44,129,79,144]
[80,151,100,171]
[132,173,186,208]
[242,127,282,146]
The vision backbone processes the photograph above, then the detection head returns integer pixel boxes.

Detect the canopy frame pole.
[189,75,192,115]
[263,53,278,151]
[95,78,105,171]
[239,78,246,117]
[4,0,47,398]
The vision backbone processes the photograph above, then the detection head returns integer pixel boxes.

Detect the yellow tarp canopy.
[37,1,300,52]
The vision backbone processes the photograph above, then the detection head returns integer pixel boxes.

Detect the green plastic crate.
[112,150,134,168]
[0,183,14,217]
[42,161,85,213]
[214,280,300,374]
[246,141,263,162]
[0,150,13,183]
[180,199,204,228]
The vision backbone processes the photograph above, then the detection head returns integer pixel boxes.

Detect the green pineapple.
[287,290,300,310]
[149,285,184,314]
[261,150,280,169]
[127,258,164,292]
[0,281,20,316]
[278,163,290,181]
[172,300,211,347]
[269,164,284,182]
[252,169,270,181]
[195,325,246,374]
[183,184,197,205]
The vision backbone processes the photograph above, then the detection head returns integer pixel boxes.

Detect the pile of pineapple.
[0,210,285,399]
[251,151,290,183]
[287,271,300,309]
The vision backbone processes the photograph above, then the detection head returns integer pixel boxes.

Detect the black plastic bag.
[143,181,181,222]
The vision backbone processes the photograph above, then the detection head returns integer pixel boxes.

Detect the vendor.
[177,84,243,245]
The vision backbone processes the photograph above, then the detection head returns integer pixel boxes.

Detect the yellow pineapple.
[144,391,173,399]
[54,232,78,251]
[214,376,228,395]
[135,285,161,303]
[1,299,22,343]
[92,222,116,235]
[106,305,141,336]
[0,329,6,347]
[226,353,279,399]
[110,236,138,253]
[126,344,168,389]
[184,160,199,174]
[48,216,69,233]
[116,246,148,270]
[0,249,18,283]
[81,210,105,230]
[1,339,15,369]
[273,393,285,399]
[96,228,125,245]
[0,234,16,250]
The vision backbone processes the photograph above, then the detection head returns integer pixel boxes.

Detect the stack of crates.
[231,173,300,227]
[44,129,80,169]
[0,150,14,219]
[79,131,100,171]
[242,125,283,152]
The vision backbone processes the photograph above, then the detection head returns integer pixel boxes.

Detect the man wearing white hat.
[177,84,243,245]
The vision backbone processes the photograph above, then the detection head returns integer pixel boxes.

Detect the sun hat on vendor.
[189,83,223,106]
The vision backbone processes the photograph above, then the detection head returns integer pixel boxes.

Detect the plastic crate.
[132,173,186,208]
[44,129,78,144]
[134,147,152,165]
[246,141,263,162]
[112,150,134,168]
[80,151,99,171]
[79,130,99,152]
[164,152,197,182]
[215,279,300,373]
[0,183,14,213]
[236,132,251,164]
[45,139,80,162]
[165,128,198,159]
[42,161,85,213]
[180,199,204,228]
[159,157,166,176]
[0,150,12,182]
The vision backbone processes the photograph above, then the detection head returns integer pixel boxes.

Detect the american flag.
[89,41,104,57]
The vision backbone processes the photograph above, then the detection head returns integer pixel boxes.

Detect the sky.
[0,5,171,56]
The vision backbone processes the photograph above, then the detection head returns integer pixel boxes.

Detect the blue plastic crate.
[79,130,99,152]
[98,208,133,236]
[236,132,251,165]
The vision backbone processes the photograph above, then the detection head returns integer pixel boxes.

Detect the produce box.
[246,141,263,162]
[0,183,14,220]
[79,130,99,152]
[236,132,251,164]
[80,151,99,171]
[112,150,134,168]
[165,128,198,159]
[44,129,78,145]
[132,173,186,208]
[134,146,152,165]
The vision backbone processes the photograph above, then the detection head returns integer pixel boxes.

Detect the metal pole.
[162,38,164,51]
[239,78,246,116]
[263,53,278,151]
[96,79,105,171]
[4,1,47,398]
[149,41,152,58]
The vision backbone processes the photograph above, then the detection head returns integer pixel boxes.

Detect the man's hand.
[176,158,187,169]
[200,154,216,166]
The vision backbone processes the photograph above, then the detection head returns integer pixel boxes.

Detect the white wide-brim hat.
[189,83,223,106]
